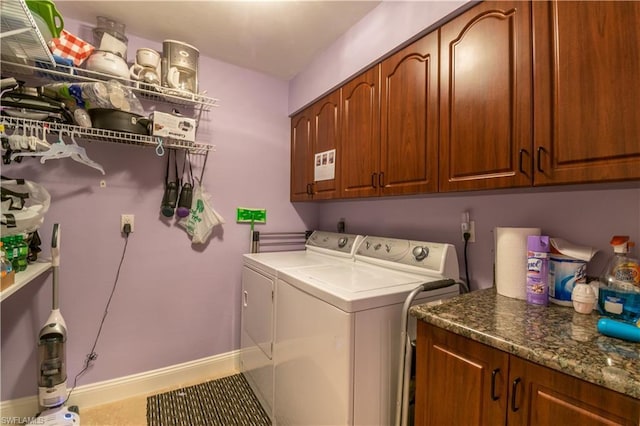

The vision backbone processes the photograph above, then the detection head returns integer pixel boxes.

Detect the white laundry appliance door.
[240,265,275,421]
[275,278,354,426]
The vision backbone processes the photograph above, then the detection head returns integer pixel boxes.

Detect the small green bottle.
[4,236,19,272]
[16,235,28,272]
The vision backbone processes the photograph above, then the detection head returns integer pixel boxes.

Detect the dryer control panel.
[306,231,363,256]
[355,236,459,278]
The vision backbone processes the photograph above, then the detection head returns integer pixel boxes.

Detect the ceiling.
[54,1,382,80]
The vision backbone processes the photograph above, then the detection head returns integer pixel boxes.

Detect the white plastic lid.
[572,283,596,303]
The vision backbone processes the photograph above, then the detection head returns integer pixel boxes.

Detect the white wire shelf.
[0,0,55,66]
[1,59,220,110]
[0,260,52,303]
[1,116,215,155]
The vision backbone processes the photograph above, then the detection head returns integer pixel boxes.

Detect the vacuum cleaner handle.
[51,223,60,267]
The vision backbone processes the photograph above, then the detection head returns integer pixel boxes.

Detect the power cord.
[63,226,131,404]
[462,231,471,293]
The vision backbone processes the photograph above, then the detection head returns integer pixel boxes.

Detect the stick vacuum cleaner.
[28,224,80,425]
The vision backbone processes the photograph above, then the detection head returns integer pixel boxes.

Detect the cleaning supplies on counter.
[526,235,550,306]
[598,236,640,324]
[495,227,541,300]
[549,255,587,306]
[548,238,598,306]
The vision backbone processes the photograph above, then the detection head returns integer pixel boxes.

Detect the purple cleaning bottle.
[527,235,550,306]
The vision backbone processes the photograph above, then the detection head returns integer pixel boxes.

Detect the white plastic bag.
[1,179,50,235]
[179,183,224,244]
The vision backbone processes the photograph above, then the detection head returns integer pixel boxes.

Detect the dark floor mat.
[147,373,271,426]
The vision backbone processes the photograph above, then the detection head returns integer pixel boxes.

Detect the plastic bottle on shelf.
[2,236,18,273]
[15,235,29,272]
[1,241,14,284]
[598,235,640,323]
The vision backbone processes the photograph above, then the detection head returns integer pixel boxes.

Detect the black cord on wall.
[63,224,131,405]
[462,231,471,292]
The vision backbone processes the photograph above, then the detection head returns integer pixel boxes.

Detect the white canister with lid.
[572,283,597,314]
[549,254,587,306]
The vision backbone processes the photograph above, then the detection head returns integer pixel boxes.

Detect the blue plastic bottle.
[597,318,640,342]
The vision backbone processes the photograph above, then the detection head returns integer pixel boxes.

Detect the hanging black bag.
[176,152,194,218]
[160,150,179,217]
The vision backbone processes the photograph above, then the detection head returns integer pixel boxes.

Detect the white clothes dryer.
[274,235,460,426]
[240,231,363,422]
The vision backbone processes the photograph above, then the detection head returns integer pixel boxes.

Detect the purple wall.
[315,184,640,291]
[0,21,317,400]
[289,1,468,113]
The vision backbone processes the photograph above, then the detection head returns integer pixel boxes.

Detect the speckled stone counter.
[410,288,640,400]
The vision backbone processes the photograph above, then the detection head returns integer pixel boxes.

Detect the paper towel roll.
[495,227,542,299]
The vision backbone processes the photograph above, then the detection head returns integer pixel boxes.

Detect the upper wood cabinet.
[292,1,640,201]
[380,30,439,196]
[290,109,313,201]
[341,66,380,198]
[532,1,640,185]
[290,90,341,201]
[340,31,439,198]
[439,1,533,192]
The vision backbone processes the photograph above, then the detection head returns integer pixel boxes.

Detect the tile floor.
[79,371,237,426]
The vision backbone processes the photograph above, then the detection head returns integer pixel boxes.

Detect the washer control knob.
[412,246,429,261]
[338,237,348,248]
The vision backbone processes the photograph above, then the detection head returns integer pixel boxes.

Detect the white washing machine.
[240,231,363,422]
[274,235,460,426]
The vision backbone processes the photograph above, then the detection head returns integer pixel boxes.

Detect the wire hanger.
[197,150,209,185]
[67,131,105,175]
[11,129,105,175]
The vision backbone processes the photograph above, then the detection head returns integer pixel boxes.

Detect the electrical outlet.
[461,220,476,243]
[121,214,135,233]
[460,211,475,243]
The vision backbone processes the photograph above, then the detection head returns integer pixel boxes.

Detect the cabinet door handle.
[518,149,528,175]
[371,173,377,188]
[537,146,546,173]
[490,368,500,401]
[511,377,522,412]
[243,290,248,308]
[379,171,385,188]
[306,183,313,195]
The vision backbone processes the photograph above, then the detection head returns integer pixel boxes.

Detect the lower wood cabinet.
[415,322,640,426]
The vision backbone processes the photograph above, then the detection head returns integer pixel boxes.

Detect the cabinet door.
[290,109,313,201]
[533,1,640,185]
[380,31,439,196]
[341,66,380,198]
[439,1,533,192]
[415,322,509,426]
[311,90,341,200]
[508,355,640,426]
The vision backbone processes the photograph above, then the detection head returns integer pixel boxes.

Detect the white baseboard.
[0,350,240,419]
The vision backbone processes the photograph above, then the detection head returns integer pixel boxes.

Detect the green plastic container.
[26,0,64,39]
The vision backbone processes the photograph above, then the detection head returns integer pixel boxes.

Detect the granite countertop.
[410,288,640,400]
